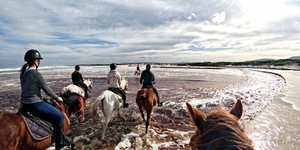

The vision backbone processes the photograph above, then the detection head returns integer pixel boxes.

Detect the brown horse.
[186,99,254,150]
[0,99,79,150]
[136,88,158,134]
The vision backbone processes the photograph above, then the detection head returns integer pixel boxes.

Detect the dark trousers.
[108,87,127,103]
[74,81,88,97]
[142,85,160,102]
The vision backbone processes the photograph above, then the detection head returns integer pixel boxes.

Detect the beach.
[0,65,296,150]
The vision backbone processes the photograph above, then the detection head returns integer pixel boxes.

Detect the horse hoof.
[78,117,85,123]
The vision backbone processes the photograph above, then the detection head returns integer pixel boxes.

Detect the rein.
[53,100,70,126]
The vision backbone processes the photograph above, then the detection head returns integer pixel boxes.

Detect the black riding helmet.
[24,49,43,62]
[110,63,117,70]
[75,65,80,70]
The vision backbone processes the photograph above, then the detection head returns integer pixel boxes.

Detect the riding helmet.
[110,63,117,69]
[75,65,80,70]
[24,49,43,62]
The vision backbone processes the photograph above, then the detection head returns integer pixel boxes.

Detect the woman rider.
[20,49,74,149]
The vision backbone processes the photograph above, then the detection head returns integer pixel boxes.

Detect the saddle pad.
[115,95,122,103]
[21,115,52,141]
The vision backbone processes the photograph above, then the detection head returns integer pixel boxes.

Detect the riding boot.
[123,99,129,108]
[157,97,163,107]
[54,125,74,150]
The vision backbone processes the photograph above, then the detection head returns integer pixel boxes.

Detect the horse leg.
[101,121,108,140]
[138,107,145,121]
[145,109,152,134]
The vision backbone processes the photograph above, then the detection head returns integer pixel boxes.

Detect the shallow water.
[0,65,291,149]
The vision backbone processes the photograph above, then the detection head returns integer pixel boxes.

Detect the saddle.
[62,84,85,97]
[18,106,53,141]
[108,88,123,103]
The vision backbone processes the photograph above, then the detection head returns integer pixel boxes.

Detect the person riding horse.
[72,65,90,98]
[19,49,73,149]
[107,63,129,108]
[140,64,162,107]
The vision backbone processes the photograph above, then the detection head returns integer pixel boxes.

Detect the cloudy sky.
[0,0,300,68]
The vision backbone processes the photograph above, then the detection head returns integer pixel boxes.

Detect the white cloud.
[0,0,299,68]
[211,11,226,24]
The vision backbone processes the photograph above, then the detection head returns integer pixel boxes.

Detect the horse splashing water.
[186,99,254,150]
[61,79,93,122]
[134,70,141,77]
[0,98,82,150]
[92,78,128,139]
[136,88,158,134]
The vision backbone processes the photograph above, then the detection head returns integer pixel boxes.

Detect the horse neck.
[120,80,127,90]
[54,102,71,130]
[83,80,90,87]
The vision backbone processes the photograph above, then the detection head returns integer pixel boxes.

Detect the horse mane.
[60,91,80,114]
[191,108,253,150]
[187,100,254,150]
[120,78,128,90]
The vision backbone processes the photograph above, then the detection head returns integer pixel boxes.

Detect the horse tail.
[92,93,105,118]
[137,94,147,106]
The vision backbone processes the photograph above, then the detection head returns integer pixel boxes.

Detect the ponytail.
[20,61,35,77]
[20,63,28,77]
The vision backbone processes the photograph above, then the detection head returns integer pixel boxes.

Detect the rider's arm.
[36,72,59,100]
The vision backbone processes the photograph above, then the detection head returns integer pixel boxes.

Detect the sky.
[0,0,300,68]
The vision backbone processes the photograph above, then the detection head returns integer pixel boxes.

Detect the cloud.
[0,0,299,68]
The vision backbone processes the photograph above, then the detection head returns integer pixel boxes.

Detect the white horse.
[134,70,141,77]
[92,78,128,139]
[61,79,93,98]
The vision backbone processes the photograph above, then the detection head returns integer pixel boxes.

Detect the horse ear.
[186,102,206,130]
[229,99,243,119]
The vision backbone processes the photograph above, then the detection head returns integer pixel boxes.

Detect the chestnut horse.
[0,99,80,150]
[136,88,158,134]
[92,78,128,139]
[186,99,254,150]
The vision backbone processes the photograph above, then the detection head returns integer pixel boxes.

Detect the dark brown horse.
[0,99,80,150]
[186,99,254,150]
[136,88,158,134]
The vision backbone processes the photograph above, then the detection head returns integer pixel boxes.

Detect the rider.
[107,63,129,108]
[140,64,162,107]
[19,49,74,149]
[71,65,90,98]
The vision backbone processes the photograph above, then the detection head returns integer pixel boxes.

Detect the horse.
[134,70,141,77]
[61,79,93,98]
[0,98,81,150]
[61,79,93,122]
[92,78,128,139]
[136,88,158,134]
[186,99,254,150]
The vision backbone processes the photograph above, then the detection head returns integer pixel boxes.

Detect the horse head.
[120,77,128,91]
[61,92,86,123]
[186,99,254,150]
[84,79,93,90]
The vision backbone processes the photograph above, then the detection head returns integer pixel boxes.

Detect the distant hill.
[289,56,300,59]
[175,57,300,68]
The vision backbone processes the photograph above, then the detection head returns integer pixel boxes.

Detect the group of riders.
[19,49,163,149]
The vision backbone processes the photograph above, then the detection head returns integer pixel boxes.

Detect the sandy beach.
[0,65,295,150]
